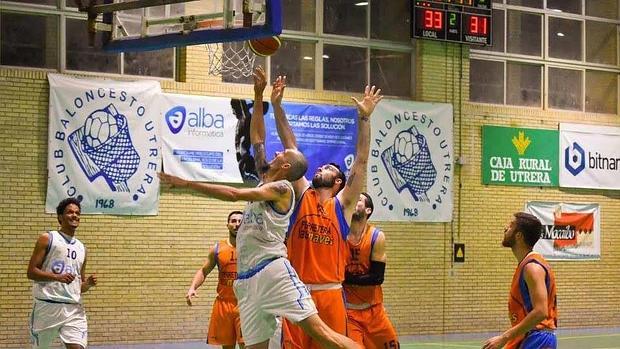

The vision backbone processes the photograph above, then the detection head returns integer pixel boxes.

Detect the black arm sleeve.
[344,261,386,286]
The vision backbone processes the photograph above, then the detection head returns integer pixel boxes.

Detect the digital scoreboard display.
[412,0,492,46]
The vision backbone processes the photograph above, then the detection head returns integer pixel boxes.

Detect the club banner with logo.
[560,123,620,190]
[264,103,358,180]
[482,125,558,186]
[367,99,453,222]
[160,93,244,183]
[525,201,601,260]
[46,74,161,215]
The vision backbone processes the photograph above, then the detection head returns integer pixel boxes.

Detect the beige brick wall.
[1,39,619,348]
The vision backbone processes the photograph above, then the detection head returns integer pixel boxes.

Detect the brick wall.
[1,39,619,348]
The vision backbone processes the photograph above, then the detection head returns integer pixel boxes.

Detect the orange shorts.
[347,304,399,349]
[282,288,347,349]
[207,297,243,346]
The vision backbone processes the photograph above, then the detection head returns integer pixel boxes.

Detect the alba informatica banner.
[264,102,358,182]
[560,123,620,190]
[525,201,600,260]
[159,93,244,184]
[46,74,161,215]
[367,99,453,222]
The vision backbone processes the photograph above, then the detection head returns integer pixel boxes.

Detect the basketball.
[248,36,281,57]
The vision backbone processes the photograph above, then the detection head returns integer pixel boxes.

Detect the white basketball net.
[205,41,256,79]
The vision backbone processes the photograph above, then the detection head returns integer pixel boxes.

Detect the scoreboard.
[412,0,492,46]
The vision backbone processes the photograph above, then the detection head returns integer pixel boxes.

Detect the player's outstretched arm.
[271,75,310,196]
[338,85,383,221]
[271,75,297,150]
[482,263,549,349]
[27,233,75,284]
[251,66,269,178]
[186,247,217,306]
[159,172,291,206]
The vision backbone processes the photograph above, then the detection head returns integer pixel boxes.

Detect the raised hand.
[351,85,383,119]
[271,75,287,106]
[253,66,267,96]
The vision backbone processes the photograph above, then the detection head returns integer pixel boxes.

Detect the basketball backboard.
[80,0,282,52]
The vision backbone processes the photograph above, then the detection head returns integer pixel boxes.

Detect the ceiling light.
[556,32,565,37]
[322,54,329,59]
[355,2,369,6]
[303,56,313,60]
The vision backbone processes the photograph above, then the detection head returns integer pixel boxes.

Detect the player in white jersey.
[27,198,97,349]
[158,67,360,349]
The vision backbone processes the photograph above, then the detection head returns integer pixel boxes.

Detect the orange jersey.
[344,225,383,306]
[506,252,558,349]
[215,240,238,301]
[286,188,349,284]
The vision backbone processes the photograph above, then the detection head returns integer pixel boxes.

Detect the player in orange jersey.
[264,74,383,349]
[483,212,558,349]
[186,211,245,349]
[344,193,399,349]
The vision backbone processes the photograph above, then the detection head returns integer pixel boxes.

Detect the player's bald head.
[283,149,308,182]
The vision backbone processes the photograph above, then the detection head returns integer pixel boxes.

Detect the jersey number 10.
[66,249,77,260]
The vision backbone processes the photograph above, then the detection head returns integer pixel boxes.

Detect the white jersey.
[236,180,295,274]
[32,230,86,304]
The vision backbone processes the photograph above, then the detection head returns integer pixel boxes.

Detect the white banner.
[46,74,161,215]
[525,201,600,260]
[560,123,620,190]
[160,93,243,183]
[367,99,453,222]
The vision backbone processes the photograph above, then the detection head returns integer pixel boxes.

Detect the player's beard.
[502,232,515,247]
[352,210,365,221]
[312,174,335,189]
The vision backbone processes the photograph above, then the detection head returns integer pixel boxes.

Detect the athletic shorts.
[347,304,399,349]
[520,330,557,349]
[283,287,347,349]
[233,257,317,346]
[207,298,243,346]
[30,300,87,349]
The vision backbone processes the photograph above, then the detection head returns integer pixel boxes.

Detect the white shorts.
[30,300,88,349]
[234,257,317,346]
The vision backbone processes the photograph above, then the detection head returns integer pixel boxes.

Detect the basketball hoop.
[205,41,256,80]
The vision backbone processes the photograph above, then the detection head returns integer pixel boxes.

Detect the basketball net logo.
[68,104,140,192]
[381,126,436,201]
[47,74,161,214]
[369,104,452,221]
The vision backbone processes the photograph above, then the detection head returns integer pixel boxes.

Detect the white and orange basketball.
[247,36,281,57]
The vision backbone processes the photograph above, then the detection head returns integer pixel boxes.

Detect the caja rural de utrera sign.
[482,125,558,187]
